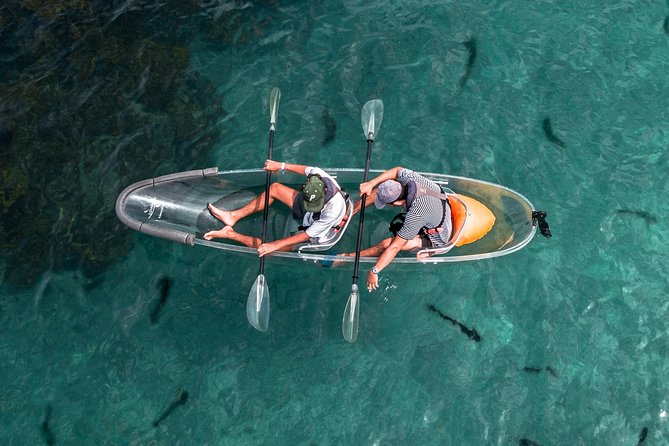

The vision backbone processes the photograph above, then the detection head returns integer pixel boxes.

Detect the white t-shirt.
[302,167,346,243]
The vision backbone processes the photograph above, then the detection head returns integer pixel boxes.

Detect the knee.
[379,238,392,249]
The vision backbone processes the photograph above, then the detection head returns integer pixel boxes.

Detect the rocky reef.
[0,0,237,286]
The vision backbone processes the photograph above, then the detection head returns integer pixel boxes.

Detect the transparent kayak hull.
[116,167,538,265]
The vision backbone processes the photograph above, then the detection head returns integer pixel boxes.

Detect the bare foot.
[204,226,235,241]
[208,203,237,227]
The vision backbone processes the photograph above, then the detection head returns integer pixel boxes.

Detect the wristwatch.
[371,267,380,275]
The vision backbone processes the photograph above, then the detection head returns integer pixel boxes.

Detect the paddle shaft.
[258,126,275,275]
[351,138,374,285]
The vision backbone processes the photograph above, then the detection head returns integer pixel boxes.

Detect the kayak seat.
[296,195,354,253]
[416,194,495,258]
[416,194,467,258]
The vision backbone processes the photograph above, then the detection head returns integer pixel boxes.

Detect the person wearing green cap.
[204,160,347,257]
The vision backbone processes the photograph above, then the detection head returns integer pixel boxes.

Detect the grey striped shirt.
[395,169,452,246]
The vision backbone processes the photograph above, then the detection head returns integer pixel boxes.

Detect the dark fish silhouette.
[522,366,557,377]
[459,37,477,87]
[615,209,657,225]
[152,389,189,428]
[41,405,55,445]
[519,439,542,446]
[150,276,171,324]
[637,426,648,446]
[427,304,481,342]
[321,107,336,145]
[542,117,566,148]
[664,16,669,34]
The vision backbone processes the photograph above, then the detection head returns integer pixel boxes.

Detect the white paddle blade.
[247,274,270,332]
[361,99,384,141]
[269,87,281,126]
[342,284,360,343]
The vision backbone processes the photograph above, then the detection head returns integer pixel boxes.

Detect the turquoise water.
[2,0,669,444]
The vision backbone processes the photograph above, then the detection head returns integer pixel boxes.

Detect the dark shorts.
[422,229,450,248]
[418,234,432,248]
[292,194,306,220]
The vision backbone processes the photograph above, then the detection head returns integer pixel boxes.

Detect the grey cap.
[374,180,403,209]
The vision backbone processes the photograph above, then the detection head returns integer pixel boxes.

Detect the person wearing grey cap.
[350,166,454,291]
[204,160,347,257]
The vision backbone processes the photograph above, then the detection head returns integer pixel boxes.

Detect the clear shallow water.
[1,0,669,444]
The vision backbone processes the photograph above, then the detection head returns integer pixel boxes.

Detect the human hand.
[360,181,374,197]
[257,241,279,257]
[263,160,282,172]
[366,269,379,292]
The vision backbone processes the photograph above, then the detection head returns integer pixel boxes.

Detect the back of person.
[300,167,347,244]
[395,168,452,243]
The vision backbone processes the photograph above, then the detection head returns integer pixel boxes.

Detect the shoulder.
[305,166,324,177]
[397,168,417,182]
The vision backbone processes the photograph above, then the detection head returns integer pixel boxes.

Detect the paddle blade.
[342,284,360,343]
[361,99,384,141]
[247,274,270,332]
[269,87,281,126]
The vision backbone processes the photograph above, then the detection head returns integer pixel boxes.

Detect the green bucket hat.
[302,175,326,212]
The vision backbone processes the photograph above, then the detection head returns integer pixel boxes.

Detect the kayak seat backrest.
[415,194,468,258]
[297,195,354,253]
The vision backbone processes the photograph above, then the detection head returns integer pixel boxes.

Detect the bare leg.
[208,183,298,227]
[339,236,424,259]
[204,226,261,248]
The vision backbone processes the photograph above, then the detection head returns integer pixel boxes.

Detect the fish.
[637,426,648,446]
[152,389,189,428]
[41,405,55,445]
[664,16,669,34]
[542,117,566,148]
[615,209,657,225]
[519,439,542,446]
[149,276,171,324]
[459,37,477,88]
[321,107,336,145]
[522,366,557,376]
[427,304,481,342]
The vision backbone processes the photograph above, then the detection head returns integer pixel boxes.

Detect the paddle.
[342,99,384,343]
[247,87,281,332]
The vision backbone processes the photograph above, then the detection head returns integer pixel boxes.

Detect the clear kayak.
[115,167,539,265]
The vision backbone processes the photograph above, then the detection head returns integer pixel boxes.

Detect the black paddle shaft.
[258,128,275,275]
[352,138,374,284]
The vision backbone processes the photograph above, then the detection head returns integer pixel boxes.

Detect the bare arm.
[257,231,310,257]
[366,235,408,291]
[353,189,378,214]
[359,166,404,196]
[264,160,308,176]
